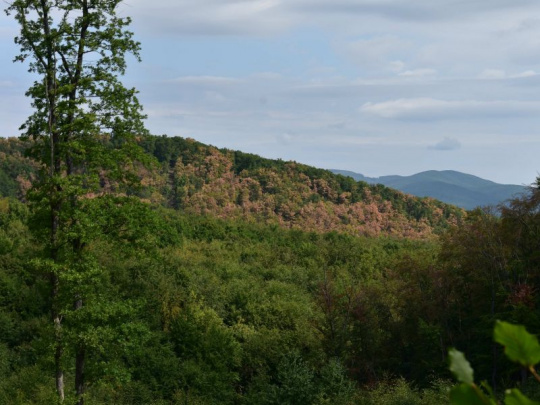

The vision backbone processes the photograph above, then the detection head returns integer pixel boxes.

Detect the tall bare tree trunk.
[41,0,64,396]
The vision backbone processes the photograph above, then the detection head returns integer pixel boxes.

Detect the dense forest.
[0,134,539,403]
[0,136,463,239]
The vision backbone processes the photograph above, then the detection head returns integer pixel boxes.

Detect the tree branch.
[57,50,73,81]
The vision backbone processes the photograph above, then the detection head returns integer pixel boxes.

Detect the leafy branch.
[449,321,540,405]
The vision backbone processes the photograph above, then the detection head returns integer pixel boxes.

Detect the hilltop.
[332,169,526,210]
[0,135,464,239]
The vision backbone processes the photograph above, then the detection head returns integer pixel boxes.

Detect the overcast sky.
[2,1,540,184]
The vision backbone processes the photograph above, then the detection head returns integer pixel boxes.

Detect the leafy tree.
[5,0,147,403]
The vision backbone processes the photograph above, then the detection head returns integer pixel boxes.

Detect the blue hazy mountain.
[331,169,527,210]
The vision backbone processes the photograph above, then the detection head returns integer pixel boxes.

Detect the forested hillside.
[1,182,540,403]
[1,134,540,403]
[0,136,464,240]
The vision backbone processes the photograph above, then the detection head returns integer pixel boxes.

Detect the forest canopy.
[0,132,539,403]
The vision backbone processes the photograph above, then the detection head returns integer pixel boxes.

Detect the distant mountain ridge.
[331,169,527,210]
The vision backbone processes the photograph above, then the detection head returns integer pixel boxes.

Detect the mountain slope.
[331,169,526,210]
[138,136,465,238]
[0,136,464,239]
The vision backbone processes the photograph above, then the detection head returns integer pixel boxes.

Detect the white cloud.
[428,137,461,151]
[478,69,539,80]
[203,91,228,103]
[276,132,293,145]
[126,0,540,38]
[398,68,436,77]
[359,98,540,120]
[127,0,292,36]
[388,60,405,72]
[291,0,537,22]
[512,70,538,78]
[478,69,506,80]
[339,36,412,68]
[250,72,283,80]
[169,76,242,86]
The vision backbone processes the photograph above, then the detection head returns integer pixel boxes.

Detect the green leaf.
[505,389,540,405]
[494,321,540,367]
[480,381,495,398]
[450,383,493,405]
[449,348,474,384]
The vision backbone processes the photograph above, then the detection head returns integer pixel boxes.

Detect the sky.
[2,1,540,185]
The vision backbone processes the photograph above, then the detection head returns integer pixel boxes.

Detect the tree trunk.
[53,301,64,401]
[55,342,64,402]
[75,345,85,405]
[51,203,63,401]
[42,0,64,395]
[74,298,85,405]
[491,275,498,394]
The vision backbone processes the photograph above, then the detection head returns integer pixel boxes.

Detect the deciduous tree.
[5,1,147,403]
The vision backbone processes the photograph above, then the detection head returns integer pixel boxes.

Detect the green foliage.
[449,348,474,384]
[449,321,540,405]
[357,378,451,405]
[449,383,494,405]
[244,354,357,405]
[0,366,58,405]
[169,299,242,404]
[494,321,540,367]
[5,0,154,402]
[0,187,528,403]
[316,358,357,404]
[505,389,540,405]
[268,352,317,405]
